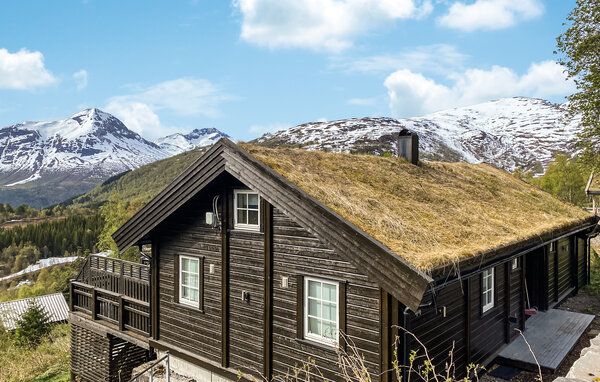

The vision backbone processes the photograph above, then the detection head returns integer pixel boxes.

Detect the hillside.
[65,147,207,208]
[253,97,579,175]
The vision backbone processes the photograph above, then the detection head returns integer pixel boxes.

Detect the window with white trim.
[179,256,200,307]
[482,268,494,313]
[304,277,339,345]
[549,241,556,252]
[511,258,519,271]
[234,190,260,230]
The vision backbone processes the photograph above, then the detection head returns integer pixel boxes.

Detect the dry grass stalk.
[515,329,543,382]
[242,144,591,271]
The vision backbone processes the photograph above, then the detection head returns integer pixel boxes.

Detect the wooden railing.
[70,255,151,337]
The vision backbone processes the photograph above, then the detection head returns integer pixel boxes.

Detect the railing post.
[166,352,170,382]
[149,366,153,382]
[69,280,74,312]
[91,287,97,320]
[118,295,125,331]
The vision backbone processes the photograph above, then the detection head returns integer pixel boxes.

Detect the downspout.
[402,306,411,382]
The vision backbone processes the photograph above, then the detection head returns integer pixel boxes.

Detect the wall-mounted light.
[281,276,289,288]
[206,212,214,225]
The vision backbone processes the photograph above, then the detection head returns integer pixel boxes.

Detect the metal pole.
[166,352,171,382]
[149,367,153,382]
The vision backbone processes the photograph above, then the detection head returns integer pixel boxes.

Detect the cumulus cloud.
[234,0,433,52]
[73,69,88,90]
[438,0,544,32]
[105,78,232,137]
[0,48,57,90]
[336,44,468,75]
[384,60,574,117]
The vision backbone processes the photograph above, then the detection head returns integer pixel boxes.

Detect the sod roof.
[242,144,593,271]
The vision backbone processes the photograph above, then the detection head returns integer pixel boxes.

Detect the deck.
[496,309,594,373]
[69,255,151,344]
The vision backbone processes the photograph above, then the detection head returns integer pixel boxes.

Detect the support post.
[69,281,74,312]
[119,295,125,331]
[91,287,97,320]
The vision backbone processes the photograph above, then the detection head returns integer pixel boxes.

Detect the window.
[549,241,556,252]
[234,190,260,230]
[482,268,494,313]
[511,258,519,270]
[179,256,201,307]
[304,277,339,345]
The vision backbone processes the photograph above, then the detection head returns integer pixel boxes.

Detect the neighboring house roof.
[585,172,600,195]
[0,293,69,330]
[112,139,594,311]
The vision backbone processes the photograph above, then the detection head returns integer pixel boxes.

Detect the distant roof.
[243,144,594,270]
[586,172,600,195]
[0,293,69,330]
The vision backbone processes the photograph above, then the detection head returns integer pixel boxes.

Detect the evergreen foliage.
[556,0,600,166]
[98,194,145,261]
[13,300,51,348]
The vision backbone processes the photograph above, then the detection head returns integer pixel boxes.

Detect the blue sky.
[0,0,576,141]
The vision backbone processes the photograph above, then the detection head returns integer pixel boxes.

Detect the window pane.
[322,283,337,302]
[248,210,259,225]
[237,209,247,224]
[322,321,336,340]
[322,302,336,321]
[182,286,189,299]
[189,259,199,273]
[190,288,199,302]
[308,317,321,335]
[182,258,190,272]
[308,280,320,298]
[186,273,199,288]
[248,193,259,209]
[237,193,247,208]
[308,299,321,317]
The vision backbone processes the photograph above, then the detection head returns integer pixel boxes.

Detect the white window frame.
[179,255,200,307]
[304,277,339,346]
[233,190,261,231]
[549,241,556,252]
[482,268,495,313]
[511,258,519,271]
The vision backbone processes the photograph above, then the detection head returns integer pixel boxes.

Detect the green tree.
[529,154,589,206]
[13,299,51,348]
[97,193,144,261]
[556,0,600,166]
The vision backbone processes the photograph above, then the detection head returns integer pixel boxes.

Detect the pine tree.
[13,299,51,348]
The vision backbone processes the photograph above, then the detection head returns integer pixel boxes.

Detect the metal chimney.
[397,129,419,165]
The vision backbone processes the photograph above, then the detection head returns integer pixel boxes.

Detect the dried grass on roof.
[242,144,592,271]
[588,172,600,192]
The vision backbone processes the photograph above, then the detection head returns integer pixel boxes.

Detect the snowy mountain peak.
[255,97,580,175]
[155,127,231,155]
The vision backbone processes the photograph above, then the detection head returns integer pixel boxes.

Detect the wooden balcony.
[70,255,151,340]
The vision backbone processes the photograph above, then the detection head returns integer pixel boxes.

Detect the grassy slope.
[66,147,206,208]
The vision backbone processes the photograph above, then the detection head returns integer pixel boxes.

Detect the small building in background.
[0,293,69,330]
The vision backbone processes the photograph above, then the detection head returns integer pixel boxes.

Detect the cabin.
[0,293,69,330]
[69,138,597,382]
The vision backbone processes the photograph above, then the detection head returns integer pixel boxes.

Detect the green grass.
[586,249,600,296]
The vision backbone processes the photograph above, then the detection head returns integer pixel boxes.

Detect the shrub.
[13,299,51,348]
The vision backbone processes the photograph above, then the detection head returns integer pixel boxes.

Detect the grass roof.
[587,172,600,194]
[242,144,593,271]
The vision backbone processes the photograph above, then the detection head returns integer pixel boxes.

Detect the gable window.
[179,255,201,307]
[482,268,494,313]
[234,190,260,230]
[304,277,339,345]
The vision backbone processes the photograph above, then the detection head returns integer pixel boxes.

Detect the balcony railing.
[70,255,151,337]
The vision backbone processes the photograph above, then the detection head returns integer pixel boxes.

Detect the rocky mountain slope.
[0,109,227,208]
[254,97,579,175]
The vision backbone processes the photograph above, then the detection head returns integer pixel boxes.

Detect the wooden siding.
[508,260,523,341]
[557,238,572,297]
[577,237,586,288]
[270,207,381,381]
[156,194,223,363]
[547,249,556,304]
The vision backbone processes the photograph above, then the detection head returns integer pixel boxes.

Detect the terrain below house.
[0,109,229,208]
[253,97,579,175]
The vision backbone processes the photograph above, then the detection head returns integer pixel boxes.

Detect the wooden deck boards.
[496,309,594,373]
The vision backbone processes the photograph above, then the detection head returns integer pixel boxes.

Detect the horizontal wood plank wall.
[410,280,468,377]
[228,229,265,376]
[547,250,556,305]
[577,237,586,288]
[557,238,572,297]
[270,207,381,381]
[508,257,522,340]
[470,264,506,366]
[156,195,223,363]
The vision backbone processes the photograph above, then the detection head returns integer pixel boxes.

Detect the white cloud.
[0,48,57,90]
[384,60,574,117]
[336,44,468,75]
[249,122,291,135]
[438,0,544,32]
[234,0,433,52]
[105,78,231,137]
[73,70,88,90]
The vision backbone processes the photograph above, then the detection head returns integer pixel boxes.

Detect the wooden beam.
[263,200,273,380]
[221,190,230,368]
[505,261,511,343]
[520,256,526,331]
[465,277,472,363]
[379,289,390,382]
[151,239,159,340]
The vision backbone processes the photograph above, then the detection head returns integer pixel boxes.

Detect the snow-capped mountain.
[0,109,229,208]
[155,128,231,155]
[254,97,579,175]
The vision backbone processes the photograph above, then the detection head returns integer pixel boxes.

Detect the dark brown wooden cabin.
[69,139,597,382]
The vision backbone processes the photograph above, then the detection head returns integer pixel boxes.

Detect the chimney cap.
[398,129,415,136]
